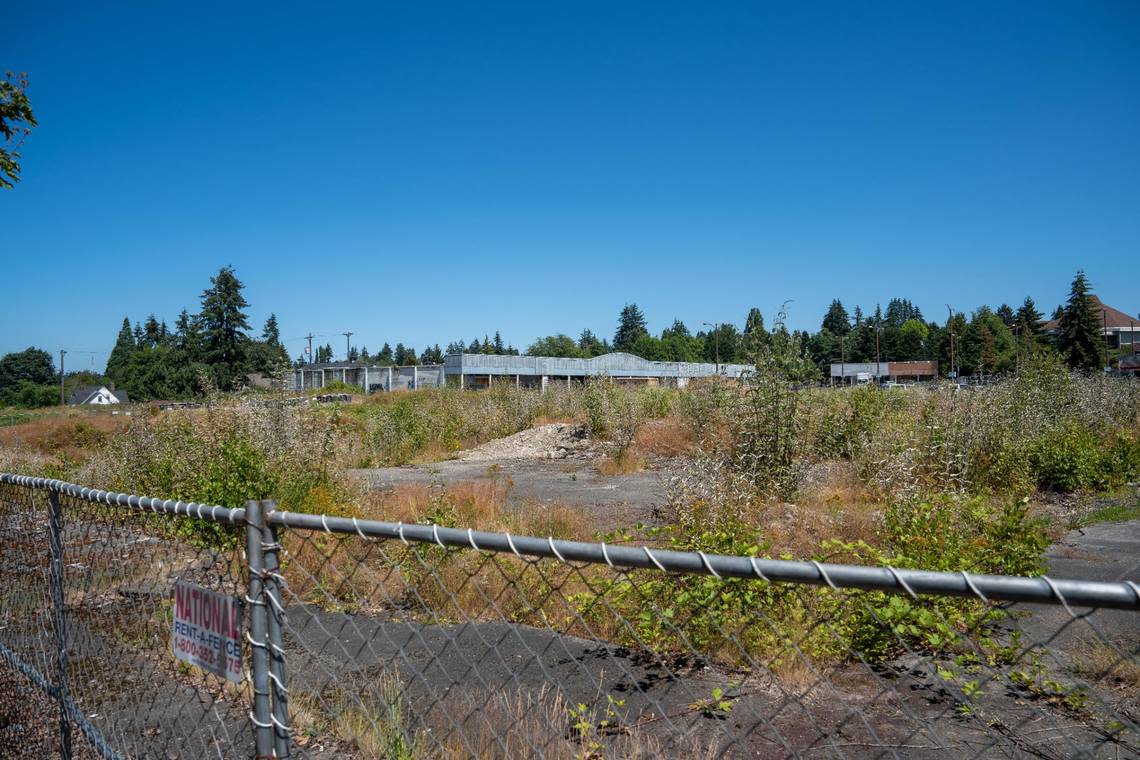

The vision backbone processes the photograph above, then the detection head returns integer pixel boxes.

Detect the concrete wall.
[289,364,445,394]
[445,352,752,380]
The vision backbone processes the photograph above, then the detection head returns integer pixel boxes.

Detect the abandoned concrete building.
[288,353,750,394]
[446,352,752,389]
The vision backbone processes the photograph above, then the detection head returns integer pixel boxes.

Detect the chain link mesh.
[1,476,1137,758]
[274,526,1138,759]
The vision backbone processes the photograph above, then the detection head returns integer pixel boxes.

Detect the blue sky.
[3,1,1138,367]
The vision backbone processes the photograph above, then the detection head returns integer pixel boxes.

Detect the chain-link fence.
[1,474,1137,758]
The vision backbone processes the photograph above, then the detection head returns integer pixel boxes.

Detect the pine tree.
[996,304,1015,327]
[492,331,505,355]
[614,304,648,352]
[198,266,251,388]
[852,305,864,326]
[174,310,201,359]
[1058,271,1103,371]
[379,343,394,364]
[143,314,162,347]
[262,313,282,346]
[1015,297,1044,338]
[821,300,850,335]
[105,317,137,382]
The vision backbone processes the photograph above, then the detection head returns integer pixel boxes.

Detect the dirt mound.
[459,422,594,461]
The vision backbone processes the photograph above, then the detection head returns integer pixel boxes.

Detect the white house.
[69,385,130,405]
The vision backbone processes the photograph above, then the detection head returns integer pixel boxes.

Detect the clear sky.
[3,1,1138,368]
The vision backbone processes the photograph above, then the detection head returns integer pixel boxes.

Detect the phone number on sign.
[174,636,240,674]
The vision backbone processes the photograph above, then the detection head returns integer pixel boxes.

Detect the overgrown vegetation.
[1,343,1136,678]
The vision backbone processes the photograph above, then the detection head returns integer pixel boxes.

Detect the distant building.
[1043,296,1138,351]
[69,385,129,405]
[445,352,752,390]
[830,360,938,384]
[289,363,446,393]
[289,353,751,394]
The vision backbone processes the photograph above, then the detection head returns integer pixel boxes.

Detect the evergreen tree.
[741,307,770,360]
[132,321,144,347]
[1058,271,1103,371]
[174,310,201,359]
[852,305,864,326]
[1015,297,1045,338]
[577,329,609,357]
[996,304,1016,327]
[143,314,162,347]
[106,317,137,382]
[884,298,922,327]
[262,313,282,347]
[821,300,850,335]
[395,343,418,365]
[613,304,648,352]
[378,343,394,364]
[492,331,505,355]
[662,319,691,339]
[359,346,370,362]
[469,337,482,353]
[347,346,359,363]
[198,266,251,389]
[316,344,332,363]
[445,340,465,355]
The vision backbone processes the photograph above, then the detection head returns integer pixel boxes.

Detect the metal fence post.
[245,500,275,758]
[47,491,73,759]
[260,500,291,758]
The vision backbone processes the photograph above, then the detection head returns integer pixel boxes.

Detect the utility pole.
[305,333,314,365]
[702,322,720,373]
[343,332,353,362]
[874,304,881,384]
[839,336,846,387]
[946,305,956,381]
[1103,310,1110,372]
[59,350,66,406]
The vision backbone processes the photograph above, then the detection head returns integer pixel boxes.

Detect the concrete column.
[320,369,325,388]
[413,365,418,390]
[515,374,520,389]
[541,375,548,392]
[364,366,369,394]
[388,366,393,391]
[567,375,571,389]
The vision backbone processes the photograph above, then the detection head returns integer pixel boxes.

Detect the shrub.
[1027,424,1110,493]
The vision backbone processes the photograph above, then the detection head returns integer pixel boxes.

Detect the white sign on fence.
[171,580,243,683]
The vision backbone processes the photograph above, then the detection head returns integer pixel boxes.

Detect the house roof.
[69,385,129,404]
[1043,296,1138,332]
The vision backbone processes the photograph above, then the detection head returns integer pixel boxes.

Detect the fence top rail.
[0,474,246,525]
[2,474,1138,610]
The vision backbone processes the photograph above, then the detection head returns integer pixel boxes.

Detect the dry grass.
[351,478,594,541]
[597,452,647,476]
[1070,642,1140,694]
[0,412,128,459]
[632,416,695,458]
